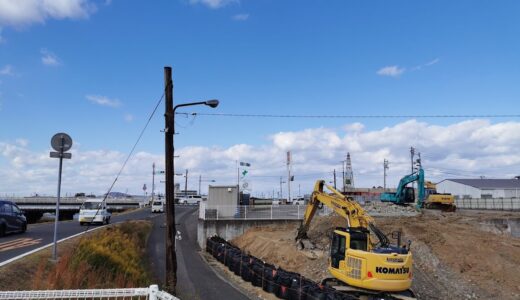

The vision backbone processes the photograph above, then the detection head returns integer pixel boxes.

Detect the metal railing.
[199,203,306,220]
[0,285,178,300]
[455,198,520,211]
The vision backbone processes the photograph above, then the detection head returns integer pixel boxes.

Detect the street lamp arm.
[173,99,219,113]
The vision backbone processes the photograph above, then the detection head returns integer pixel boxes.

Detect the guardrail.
[199,203,306,220]
[0,285,178,300]
[455,198,520,211]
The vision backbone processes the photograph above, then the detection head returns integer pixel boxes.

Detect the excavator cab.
[331,227,369,268]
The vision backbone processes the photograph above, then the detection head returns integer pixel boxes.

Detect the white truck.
[79,199,111,225]
[151,198,165,213]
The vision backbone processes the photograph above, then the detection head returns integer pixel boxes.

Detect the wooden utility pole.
[184,169,188,196]
[164,67,177,294]
[333,169,337,190]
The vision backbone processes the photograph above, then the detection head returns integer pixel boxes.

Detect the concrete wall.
[197,219,301,249]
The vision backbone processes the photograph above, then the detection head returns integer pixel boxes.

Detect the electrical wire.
[176,112,520,119]
[82,92,165,232]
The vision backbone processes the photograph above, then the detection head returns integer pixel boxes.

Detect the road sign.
[50,152,72,159]
[51,133,72,152]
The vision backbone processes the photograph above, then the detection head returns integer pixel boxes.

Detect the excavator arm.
[296,180,374,241]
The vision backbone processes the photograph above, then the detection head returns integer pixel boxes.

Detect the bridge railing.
[199,203,306,220]
[0,285,178,300]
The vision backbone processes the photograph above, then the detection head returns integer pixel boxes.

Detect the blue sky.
[1,0,520,196]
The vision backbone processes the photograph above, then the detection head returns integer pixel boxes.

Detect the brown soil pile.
[231,210,520,300]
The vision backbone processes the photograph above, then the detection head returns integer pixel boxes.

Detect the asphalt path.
[0,208,151,265]
[147,205,249,300]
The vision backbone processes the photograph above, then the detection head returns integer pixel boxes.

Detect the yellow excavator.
[296,180,415,299]
[423,181,456,212]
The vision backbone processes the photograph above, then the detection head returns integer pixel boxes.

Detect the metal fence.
[455,198,520,211]
[199,203,306,220]
[0,285,178,300]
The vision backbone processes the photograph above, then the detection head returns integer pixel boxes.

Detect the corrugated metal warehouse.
[436,179,520,199]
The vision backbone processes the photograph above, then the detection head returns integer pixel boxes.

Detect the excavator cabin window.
[331,233,346,269]
[349,230,368,251]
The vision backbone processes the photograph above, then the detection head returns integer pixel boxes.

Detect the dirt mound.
[232,210,520,300]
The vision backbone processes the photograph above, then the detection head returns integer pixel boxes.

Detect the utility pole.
[279,176,283,202]
[184,169,188,196]
[333,169,337,190]
[383,159,389,190]
[287,151,291,203]
[152,162,155,203]
[410,147,415,174]
[164,66,177,294]
[342,160,346,192]
[198,174,201,196]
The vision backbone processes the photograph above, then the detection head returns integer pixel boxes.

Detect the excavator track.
[322,278,416,300]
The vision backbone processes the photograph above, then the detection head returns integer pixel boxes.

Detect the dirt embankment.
[232,210,520,300]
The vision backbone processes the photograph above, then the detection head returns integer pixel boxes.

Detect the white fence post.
[149,284,159,300]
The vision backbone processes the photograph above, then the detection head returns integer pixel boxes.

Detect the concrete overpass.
[4,196,145,223]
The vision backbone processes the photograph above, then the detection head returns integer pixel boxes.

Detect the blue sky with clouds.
[1,0,520,196]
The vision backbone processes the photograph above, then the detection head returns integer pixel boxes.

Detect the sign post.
[49,132,73,261]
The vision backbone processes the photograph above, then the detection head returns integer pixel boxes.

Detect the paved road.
[147,205,248,300]
[0,208,151,264]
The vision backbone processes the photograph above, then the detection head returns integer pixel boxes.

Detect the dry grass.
[0,220,153,291]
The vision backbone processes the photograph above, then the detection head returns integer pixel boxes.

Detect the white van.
[151,199,165,213]
[178,195,202,205]
[79,199,111,225]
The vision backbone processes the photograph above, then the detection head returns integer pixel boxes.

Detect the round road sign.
[51,133,73,152]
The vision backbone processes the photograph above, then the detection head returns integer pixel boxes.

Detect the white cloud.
[3,119,520,196]
[232,13,249,21]
[376,65,405,77]
[0,0,96,28]
[411,58,440,71]
[189,0,238,9]
[40,48,61,66]
[86,95,121,108]
[124,113,134,122]
[0,64,14,76]
[0,27,4,43]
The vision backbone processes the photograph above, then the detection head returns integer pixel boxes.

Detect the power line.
[176,112,520,119]
[83,92,165,233]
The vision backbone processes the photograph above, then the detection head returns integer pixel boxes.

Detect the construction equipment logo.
[375,266,410,274]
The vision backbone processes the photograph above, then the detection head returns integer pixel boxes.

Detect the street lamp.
[198,175,216,195]
[164,66,219,294]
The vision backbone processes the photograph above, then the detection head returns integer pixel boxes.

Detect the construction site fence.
[455,198,520,211]
[199,203,307,220]
[0,285,178,300]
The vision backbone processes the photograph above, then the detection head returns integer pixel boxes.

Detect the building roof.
[443,179,520,189]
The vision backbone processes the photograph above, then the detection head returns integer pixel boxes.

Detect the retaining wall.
[197,219,301,249]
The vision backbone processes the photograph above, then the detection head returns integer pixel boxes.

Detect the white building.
[436,179,520,199]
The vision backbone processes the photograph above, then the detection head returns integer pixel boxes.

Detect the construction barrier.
[206,236,358,300]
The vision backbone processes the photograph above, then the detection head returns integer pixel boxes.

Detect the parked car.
[291,197,305,205]
[178,195,202,205]
[0,200,27,236]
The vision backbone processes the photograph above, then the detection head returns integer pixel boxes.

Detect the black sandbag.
[275,270,297,299]
[251,261,264,287]
[232,254,242,275]
[206,238,214,253]
[288,277,316,300]
[239,256,254,282]
[216,244,226,262]
[261,263,278,294]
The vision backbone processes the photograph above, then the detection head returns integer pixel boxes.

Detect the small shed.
[207,185,239,217]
